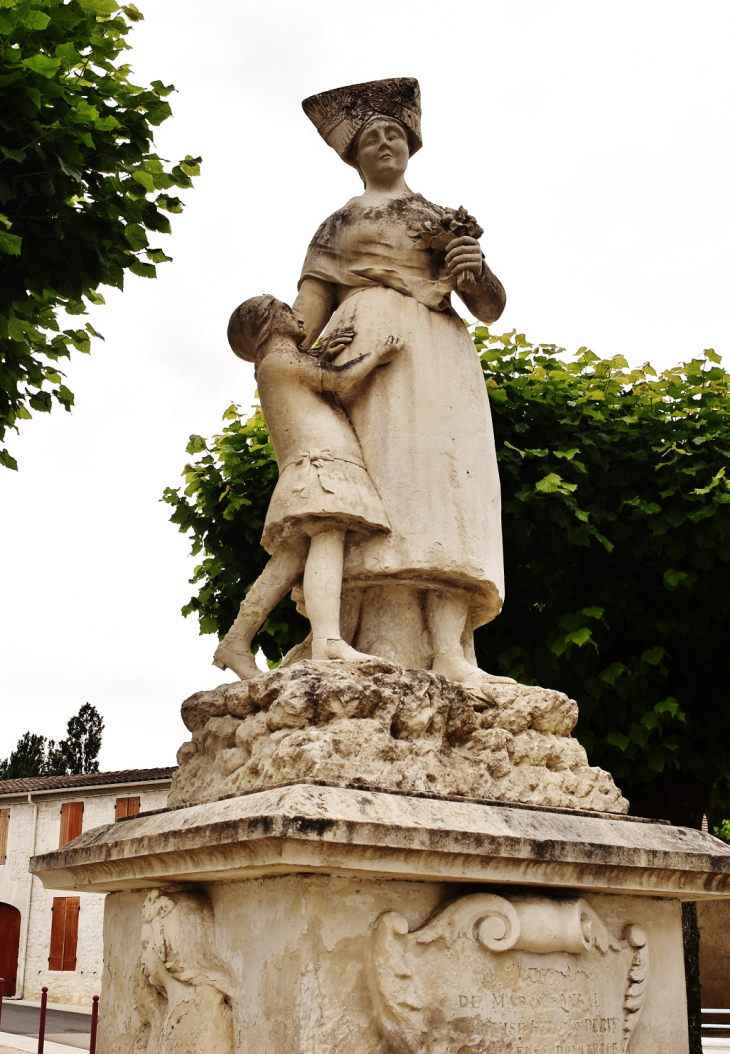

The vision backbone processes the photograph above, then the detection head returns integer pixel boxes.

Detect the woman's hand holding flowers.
[409,206,485,290]
[445,236,483,281]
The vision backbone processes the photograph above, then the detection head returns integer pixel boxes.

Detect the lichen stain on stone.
[169,659,628,816]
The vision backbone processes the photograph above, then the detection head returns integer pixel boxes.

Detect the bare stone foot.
[311,638,374,662]
[431,652,515,687]
[212,640,260,680]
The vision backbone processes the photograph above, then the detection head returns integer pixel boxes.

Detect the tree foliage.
[162,407,309,663]
[163,329,730,826]
[713,820,730,845]
[0,702,104,778]
[0,0,200,470]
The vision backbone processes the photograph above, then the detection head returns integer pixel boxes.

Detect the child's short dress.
[261,447,390,554]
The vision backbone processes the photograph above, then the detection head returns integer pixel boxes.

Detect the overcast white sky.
[1,0,728,772]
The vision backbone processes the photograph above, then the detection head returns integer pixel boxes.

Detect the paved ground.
[0,1039,83,1054]
[0,1004,90,1050]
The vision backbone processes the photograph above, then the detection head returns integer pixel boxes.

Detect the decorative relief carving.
[135,889,234,1054]
[370,893,649,1054]
[622,925,649,1053]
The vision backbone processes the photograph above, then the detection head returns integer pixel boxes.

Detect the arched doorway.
[0,903,21,997]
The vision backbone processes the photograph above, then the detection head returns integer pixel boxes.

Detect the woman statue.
[292,78,509,687]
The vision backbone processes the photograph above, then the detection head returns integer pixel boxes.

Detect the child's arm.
[320,336,403,393]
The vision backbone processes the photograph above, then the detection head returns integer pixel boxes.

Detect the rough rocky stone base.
[169,659,628,813]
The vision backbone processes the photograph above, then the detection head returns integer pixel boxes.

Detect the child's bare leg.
[305,528,372,661]
[213,537,308,678]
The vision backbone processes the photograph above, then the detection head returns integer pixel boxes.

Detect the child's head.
[227,295,303,363]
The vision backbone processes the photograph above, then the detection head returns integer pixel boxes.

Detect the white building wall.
[0,782,169,1005]
[0,799,34,915]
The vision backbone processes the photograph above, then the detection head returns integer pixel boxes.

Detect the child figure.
[213,294,402,679]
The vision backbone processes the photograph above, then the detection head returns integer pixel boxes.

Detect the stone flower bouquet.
[410,205,484,290]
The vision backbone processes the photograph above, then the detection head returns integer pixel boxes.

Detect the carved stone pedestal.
[31,784,730,1054]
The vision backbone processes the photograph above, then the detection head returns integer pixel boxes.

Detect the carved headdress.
[302,77,422,167]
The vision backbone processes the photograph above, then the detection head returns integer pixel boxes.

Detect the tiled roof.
[0,766,177,797]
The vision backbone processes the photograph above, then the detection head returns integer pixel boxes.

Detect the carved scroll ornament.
[370,893,649,1054]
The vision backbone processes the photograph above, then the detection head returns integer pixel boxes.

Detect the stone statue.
[218,77,510,688]
[213,295,403,678]
[34,77,725,1054]
[136,889,233,1054]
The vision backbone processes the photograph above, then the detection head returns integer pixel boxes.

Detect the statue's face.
[277,307,306,346]
[140,921,167,993]
[355,118,409,183]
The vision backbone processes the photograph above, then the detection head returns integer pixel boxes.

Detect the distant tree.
[0,731,55,779]
[0,702,104,778]
[0,0,200,470]
[58,701,103,774]
[164,329,730,829]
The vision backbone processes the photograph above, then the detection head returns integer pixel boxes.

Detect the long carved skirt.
[328,285,504,630]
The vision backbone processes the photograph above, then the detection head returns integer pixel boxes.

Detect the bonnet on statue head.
[302,77,422,167]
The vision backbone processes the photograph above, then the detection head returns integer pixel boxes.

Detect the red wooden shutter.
[63,897,80,970]
[49,897,80,971]
[0,903,21,996]
[49,898,67,969]
[0,808,9,864]
[59,802,84,847]
[114,796,140,821]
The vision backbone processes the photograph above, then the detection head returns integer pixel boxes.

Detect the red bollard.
[0,977,4,1028]
[89,995,99,1054]
[38,986,48,1054]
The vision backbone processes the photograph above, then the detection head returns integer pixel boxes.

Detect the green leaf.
[565,626,593,648]
[55,42,81,65]
[128,260,156,278]
[199,615,218,635]
[124,223,148,250]
[654,697,682,718]
[599,662,626,685]
[76,0,119,13]
[646,749,666,773]
[607,732,630,752]
[663,568,688,589]
[641,646,667,666]
[0,229,22,255]
[150,79,174,96]
[180,155,201,176]
[21,54,61,78]
[145,248,171,263]
[535,472,563,494]
[0,449,18,471]
[132,170,155,193]
[186,435,207,455]
[21,8,51,29]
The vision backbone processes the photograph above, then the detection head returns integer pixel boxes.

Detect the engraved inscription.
[370,894,649,1054]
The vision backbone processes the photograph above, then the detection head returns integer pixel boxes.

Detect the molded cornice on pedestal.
[30,783,730,898]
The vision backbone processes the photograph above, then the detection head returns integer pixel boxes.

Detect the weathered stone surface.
[169,658,628,814]
[98,877,687,1054]
[30,784,730,899]
[698,899,730,1008]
